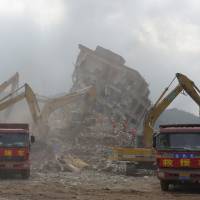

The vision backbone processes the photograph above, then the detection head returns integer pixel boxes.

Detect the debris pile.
[69,44,151,150]
[34,44,151,172]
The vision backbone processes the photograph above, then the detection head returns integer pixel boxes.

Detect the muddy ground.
[0,170,199,200]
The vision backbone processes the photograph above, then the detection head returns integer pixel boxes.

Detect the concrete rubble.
[31,44,151,173]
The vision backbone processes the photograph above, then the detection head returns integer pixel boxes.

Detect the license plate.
[179,172,190,180]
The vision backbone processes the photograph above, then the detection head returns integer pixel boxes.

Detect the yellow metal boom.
[0,84,40,124]
[41,85,96,123]
[0,72,19,93]
[143,73,200,147]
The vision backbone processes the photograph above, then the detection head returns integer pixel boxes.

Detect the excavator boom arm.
[0,72,19,93]
[144,73,200,148]
[0,84,40,124]
[176,73,200,106]
[0,93,25,111]
[143,85,183,147]
[24,84,41,123]
[41,86,96,123]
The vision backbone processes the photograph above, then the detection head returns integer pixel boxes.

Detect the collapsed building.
[71,44,151,145]
[32,44,152,171]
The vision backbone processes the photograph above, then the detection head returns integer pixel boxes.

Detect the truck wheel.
[160,180,169,191]
[21,169,30,179]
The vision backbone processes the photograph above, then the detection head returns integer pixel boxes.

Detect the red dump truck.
[0,123,34,178]
[153,124,200,191]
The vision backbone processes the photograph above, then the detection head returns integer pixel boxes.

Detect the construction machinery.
[40,85,96,125]
[110,73,200,172]
[0,84,96,134]
[0,84,40,124]
[0,71,96,130]
[0,83,96,177]
[36,85,96,135]
[0,123,34,179]
[143,73,200,148]
[154,124,200,191]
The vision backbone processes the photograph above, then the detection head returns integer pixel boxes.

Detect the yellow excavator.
[37,85,96,136]
[40,85,96,124]
[0,83,40,124]
[0,83,96,135]
[110,73,200,171]
[144,73,200,148]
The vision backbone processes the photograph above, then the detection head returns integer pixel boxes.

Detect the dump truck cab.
[154,124,200,191]
[0,123,34,178]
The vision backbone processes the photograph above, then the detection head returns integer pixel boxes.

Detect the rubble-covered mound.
[30,44,151,173]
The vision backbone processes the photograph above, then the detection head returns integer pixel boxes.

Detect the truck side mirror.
[31,135,35,143]
[152,135,156,148]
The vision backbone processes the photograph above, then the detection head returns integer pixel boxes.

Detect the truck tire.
[21,169,30,179]
[160,180,169,191]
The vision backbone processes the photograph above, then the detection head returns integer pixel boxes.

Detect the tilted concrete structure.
[71,44,151,136]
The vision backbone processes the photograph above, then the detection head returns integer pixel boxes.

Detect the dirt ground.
[0,170,199,200]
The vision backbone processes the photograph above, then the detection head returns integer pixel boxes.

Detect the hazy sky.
[0,0,200,115]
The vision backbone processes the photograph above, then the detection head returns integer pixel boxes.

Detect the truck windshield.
[0,133,28,147]
[156,132,200,150]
